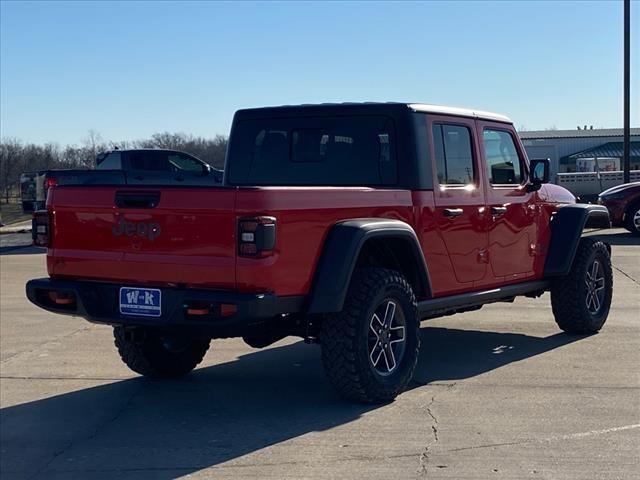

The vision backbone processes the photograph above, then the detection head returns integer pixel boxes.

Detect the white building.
[519,128,640,176]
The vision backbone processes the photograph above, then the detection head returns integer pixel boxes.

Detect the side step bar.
[418,280,550,319]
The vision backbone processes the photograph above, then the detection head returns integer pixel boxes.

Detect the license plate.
[119,287,161,317]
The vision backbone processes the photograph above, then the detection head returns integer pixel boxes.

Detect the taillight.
[32,210,51,247]
[238,216,276,257]
[45,177,57,189]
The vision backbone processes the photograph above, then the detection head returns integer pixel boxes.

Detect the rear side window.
[482,129,523,185]
[128,151,174,172]
[432,124,475,186]
[227,116,396,186]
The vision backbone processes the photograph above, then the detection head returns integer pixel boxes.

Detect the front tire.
[550,238,613,334]
[320,268,420,403]
[113,327,210,378]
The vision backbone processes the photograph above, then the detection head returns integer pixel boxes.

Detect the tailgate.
[49,186,237,289]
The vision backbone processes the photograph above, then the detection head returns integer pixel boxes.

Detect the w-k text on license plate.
[119,287,162,317]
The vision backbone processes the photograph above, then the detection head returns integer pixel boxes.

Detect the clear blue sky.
[1,0,638,145]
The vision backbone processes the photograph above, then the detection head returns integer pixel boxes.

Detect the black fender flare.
[307,219,431,314]
[543,204,610,277]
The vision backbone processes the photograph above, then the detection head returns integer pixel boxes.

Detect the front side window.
[483,129,523,185]
[432,124,475,186]
[168,153,204,172]
[96,152,122,169]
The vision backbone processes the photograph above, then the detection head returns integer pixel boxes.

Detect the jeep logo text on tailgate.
[112,218,161,241]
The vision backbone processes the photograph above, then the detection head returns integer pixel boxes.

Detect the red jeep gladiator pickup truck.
[27,103,613,403]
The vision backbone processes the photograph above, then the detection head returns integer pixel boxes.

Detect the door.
[477,122,538,281]
[428,116,489,294]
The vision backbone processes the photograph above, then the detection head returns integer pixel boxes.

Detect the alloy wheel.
[367,299,406,376]
[585,259,606,314]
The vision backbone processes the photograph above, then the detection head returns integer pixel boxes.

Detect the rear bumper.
[26,278,304,332]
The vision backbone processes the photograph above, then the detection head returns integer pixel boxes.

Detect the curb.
[0,220,32,235]
[0,227,32,235]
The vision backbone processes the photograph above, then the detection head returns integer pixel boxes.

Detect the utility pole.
[623,0,630,183]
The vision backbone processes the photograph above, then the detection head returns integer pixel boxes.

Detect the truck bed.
[47,185,415,296]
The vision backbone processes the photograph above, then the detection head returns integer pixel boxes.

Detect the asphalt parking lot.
[1,230,638,479]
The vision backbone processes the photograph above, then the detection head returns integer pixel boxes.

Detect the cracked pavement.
[1,229,639,479]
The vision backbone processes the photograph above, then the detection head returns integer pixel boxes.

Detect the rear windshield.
[227,115,397,186]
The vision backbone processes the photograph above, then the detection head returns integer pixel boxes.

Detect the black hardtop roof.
[234,102,512,123]
[101,148,199,155]
[235,102,411,119]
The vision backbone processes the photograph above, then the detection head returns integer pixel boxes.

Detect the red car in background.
[598,182,640,236]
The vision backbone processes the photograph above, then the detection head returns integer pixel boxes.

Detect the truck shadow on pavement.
[413,327,580,384]
[0,327,582,479]
[0,245,45,255]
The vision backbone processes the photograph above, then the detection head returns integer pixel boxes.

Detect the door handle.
[443,208,464,218]
[491,206,507,216]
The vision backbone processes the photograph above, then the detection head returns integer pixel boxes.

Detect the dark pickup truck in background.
[20,149,222,212]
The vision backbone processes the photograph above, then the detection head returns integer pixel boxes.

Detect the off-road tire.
[113,327,210,378]
[551,238,613,334]
[320,268,420,403]
[624,202,640,236]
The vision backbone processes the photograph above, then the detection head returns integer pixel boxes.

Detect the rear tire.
[320,268,420,403]
[624,202,640,236]
[113,327,210,378]
[550,238,613,334]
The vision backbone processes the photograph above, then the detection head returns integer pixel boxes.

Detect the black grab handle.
[115,191,161,209]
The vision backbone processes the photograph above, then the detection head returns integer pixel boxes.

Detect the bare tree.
[0,132,228,198]
[81,129,105,168]
[0,138,23,203]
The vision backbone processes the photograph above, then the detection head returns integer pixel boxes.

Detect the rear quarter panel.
[234,187,414,296]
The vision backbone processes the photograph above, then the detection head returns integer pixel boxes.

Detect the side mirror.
[527,159,550,192]
[197,162,212,177]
